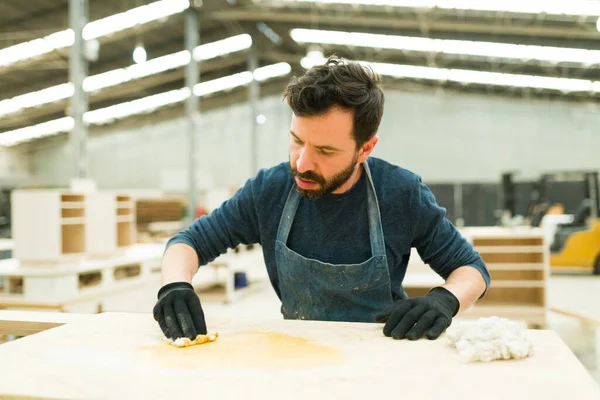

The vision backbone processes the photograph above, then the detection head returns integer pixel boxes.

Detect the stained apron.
[274,161,394,323]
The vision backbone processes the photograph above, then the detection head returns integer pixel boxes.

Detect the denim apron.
[274,161,394,323]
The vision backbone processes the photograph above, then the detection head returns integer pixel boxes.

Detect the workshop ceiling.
[0,0,599,146]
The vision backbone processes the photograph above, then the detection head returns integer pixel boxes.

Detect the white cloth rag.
[445,316,534,362]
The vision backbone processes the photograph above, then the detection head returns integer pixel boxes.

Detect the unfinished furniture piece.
[0,243,164,314]
[12,190,87,263]
[11,190,136,263]
[86,193,136,256]
[404,226,549,328]
[463,227,548,327]
[193,244,267,303]
[0,311,598,399]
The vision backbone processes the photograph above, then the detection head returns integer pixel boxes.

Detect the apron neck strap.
[277,159,386,258]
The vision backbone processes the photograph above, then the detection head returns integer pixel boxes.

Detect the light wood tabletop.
[0,311,599,400]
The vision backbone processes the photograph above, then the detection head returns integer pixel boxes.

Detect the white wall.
[27,88,600,189]
[29,97,293,190]
[0,146,30,185]
[373,90,600,182]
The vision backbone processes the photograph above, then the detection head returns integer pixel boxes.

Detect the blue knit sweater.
[166,157,490,301]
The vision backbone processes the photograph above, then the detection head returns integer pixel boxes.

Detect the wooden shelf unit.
[12,190,137,263]
[403,227,549,328]
[116,196,135,248]
[84,193,136,256]
[461,227,549,327]
[12,191,87,263]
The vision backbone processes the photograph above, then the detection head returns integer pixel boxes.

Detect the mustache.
[291,166,325,185]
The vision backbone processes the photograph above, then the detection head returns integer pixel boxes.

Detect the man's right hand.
[153,281,207,340]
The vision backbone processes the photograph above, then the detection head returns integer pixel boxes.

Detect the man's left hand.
[375,287,460,340]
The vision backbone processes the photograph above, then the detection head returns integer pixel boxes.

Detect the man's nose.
[296,148,316,173]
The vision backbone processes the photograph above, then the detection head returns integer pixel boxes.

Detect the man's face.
[289,106,361,199]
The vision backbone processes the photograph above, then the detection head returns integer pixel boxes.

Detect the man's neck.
[332,163,364,195]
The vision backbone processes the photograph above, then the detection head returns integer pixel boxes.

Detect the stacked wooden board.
[136,197,186,233]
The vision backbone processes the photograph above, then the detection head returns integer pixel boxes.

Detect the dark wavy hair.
[283,55,385,149]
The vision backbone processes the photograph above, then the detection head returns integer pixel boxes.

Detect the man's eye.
[320,150,333,156]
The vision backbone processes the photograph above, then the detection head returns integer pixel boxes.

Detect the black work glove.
[375,287,459,340]
[152,282,207,341]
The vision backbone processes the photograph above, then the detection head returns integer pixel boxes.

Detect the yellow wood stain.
[137,330,343,371]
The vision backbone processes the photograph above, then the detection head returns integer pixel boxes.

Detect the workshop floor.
[199,273,600,387]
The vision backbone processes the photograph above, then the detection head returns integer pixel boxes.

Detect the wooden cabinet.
[12,191,86,263]
[12,190,136,263]
[403,226,549,327]
[463,227,548,327]
[86,194,135,256]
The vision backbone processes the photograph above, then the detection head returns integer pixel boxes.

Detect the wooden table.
[0,311,599,399]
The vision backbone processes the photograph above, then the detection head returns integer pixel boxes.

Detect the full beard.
[290,153,359,199]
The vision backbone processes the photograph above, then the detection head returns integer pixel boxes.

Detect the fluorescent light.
[0,117,74,147]
[0,0,189,69]
[368,63,448,81]
[0,30,74,68]
[300,50,327,69]
[361,61,598,92]
[253,62,292,81]
[298,57,599,93]
[84,88,191,125]
[0,34,251,117]
[292,0,600,16]
[194,72,253,96]
[83,51,191,93]
[194,34,252,61]
[83,0,189,40]
[193,62,291,96]
[0,63,292,146]
[291,28,600,65]
[0,84,74,116]
[133,45,147,64]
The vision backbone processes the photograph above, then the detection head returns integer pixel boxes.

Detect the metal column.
[247,44,259,175]
[69,0,88,178]
[185,9,199,222]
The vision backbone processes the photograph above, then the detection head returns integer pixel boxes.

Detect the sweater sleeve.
[410,177,491,296]
[164,174,261,269]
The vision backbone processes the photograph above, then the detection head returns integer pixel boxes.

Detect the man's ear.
[358,135,379,163]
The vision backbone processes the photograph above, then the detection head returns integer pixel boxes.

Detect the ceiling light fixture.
[133,43,147,64]
[0,34,252,118]
[291,0,600,17]
[298,57,599,95]
[291,28,600,65]
[0,62,292,146]
[0,0,189,69]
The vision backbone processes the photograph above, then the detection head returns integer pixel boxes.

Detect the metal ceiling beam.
[0,14,185,77]
[69,0,88,179]
[0,27,242,100]
[185,7,199,224]
[207,9,600,41]
[17,77,294,151]
[0,53,249,131]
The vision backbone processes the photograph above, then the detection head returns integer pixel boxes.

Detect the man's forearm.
[441,266,487,313]
[160,243,199,286]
